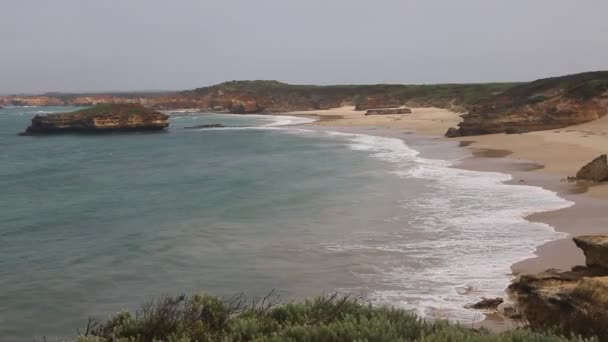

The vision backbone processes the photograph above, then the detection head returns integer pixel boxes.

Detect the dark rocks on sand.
[445,127,461,138]
[364,107,412,115]
[576,154,608,182]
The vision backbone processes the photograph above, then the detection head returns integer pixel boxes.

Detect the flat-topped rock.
[20,104,169,135]
[573,235,608,269]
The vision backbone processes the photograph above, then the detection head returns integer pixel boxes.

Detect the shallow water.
[0,107,572,340]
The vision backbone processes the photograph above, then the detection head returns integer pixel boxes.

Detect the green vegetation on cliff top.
[191,80,519,110]
[55,104,162,117]
[474,71,608,108]
[69,293,594,342]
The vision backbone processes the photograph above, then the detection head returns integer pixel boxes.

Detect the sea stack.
[20,104,169,135]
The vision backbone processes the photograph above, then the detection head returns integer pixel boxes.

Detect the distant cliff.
[0,81,516,113]
[451,71,608,136]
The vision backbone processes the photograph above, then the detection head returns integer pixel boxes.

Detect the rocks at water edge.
[364,107,412,115]
[509,235,608,340]
[465,297,503,310]
[183,124,247,129]
[20,104,169,135]
[576,154,608,182]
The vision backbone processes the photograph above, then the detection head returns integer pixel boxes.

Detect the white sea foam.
[317,131,573,322]
[261,115,317,127]
[183,114,317,131]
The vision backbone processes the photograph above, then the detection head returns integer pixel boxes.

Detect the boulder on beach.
[576,154,608,182]
[573,235,608,269]
[20,104,169,135]
[445,127,461,138]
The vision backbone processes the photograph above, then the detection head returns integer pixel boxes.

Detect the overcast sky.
[2,0,607,93]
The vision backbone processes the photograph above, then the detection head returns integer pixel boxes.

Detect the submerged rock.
[576,154,608,182]
[20,104,169,135]
[364,107,412,115]
[183,124,243,129]
[510,235,608,340]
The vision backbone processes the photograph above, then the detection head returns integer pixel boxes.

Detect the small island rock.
[20,104,169,135]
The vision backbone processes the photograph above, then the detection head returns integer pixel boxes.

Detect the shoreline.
[288,106,608,273]
[286,106,608,327]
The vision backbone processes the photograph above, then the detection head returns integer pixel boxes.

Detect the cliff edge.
[510,235,608,340]
[450,71,608,136]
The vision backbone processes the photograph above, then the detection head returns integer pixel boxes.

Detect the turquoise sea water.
[0,107,572,341]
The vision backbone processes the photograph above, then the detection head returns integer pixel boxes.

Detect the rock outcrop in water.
[510,235,608,340]
[449,71,608,136]
[576,154,608,182]
[20,104,169,135]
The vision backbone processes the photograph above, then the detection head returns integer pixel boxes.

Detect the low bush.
[64,293,596,342]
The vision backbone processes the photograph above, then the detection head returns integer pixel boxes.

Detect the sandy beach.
[290,106,608,275]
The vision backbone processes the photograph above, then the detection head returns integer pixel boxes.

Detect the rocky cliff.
[450,71,608,136]
[510,235,608,340]
[20,104,169,135]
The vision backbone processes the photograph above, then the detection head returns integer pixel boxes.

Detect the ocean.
[0,106,572,340]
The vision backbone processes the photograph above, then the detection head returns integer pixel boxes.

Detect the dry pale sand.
[454,115,608,199]
[289,106,461,136]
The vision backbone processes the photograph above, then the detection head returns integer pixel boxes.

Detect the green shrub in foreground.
[70,293,595,342]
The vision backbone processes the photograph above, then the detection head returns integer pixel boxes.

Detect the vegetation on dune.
[475,71,608,109]
[189,80,519,112]
[65,293,595,342]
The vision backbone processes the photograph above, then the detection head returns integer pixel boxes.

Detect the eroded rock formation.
[20,104,169,135]
[451,71,608,136]
[510,235,608,340]
[576,154,608,182]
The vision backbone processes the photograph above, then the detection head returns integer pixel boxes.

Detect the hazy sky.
[2,0,608,93]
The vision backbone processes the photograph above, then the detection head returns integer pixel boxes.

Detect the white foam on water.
[318,131,573,323]
[261,115,317,127]
[182,114,317,131]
